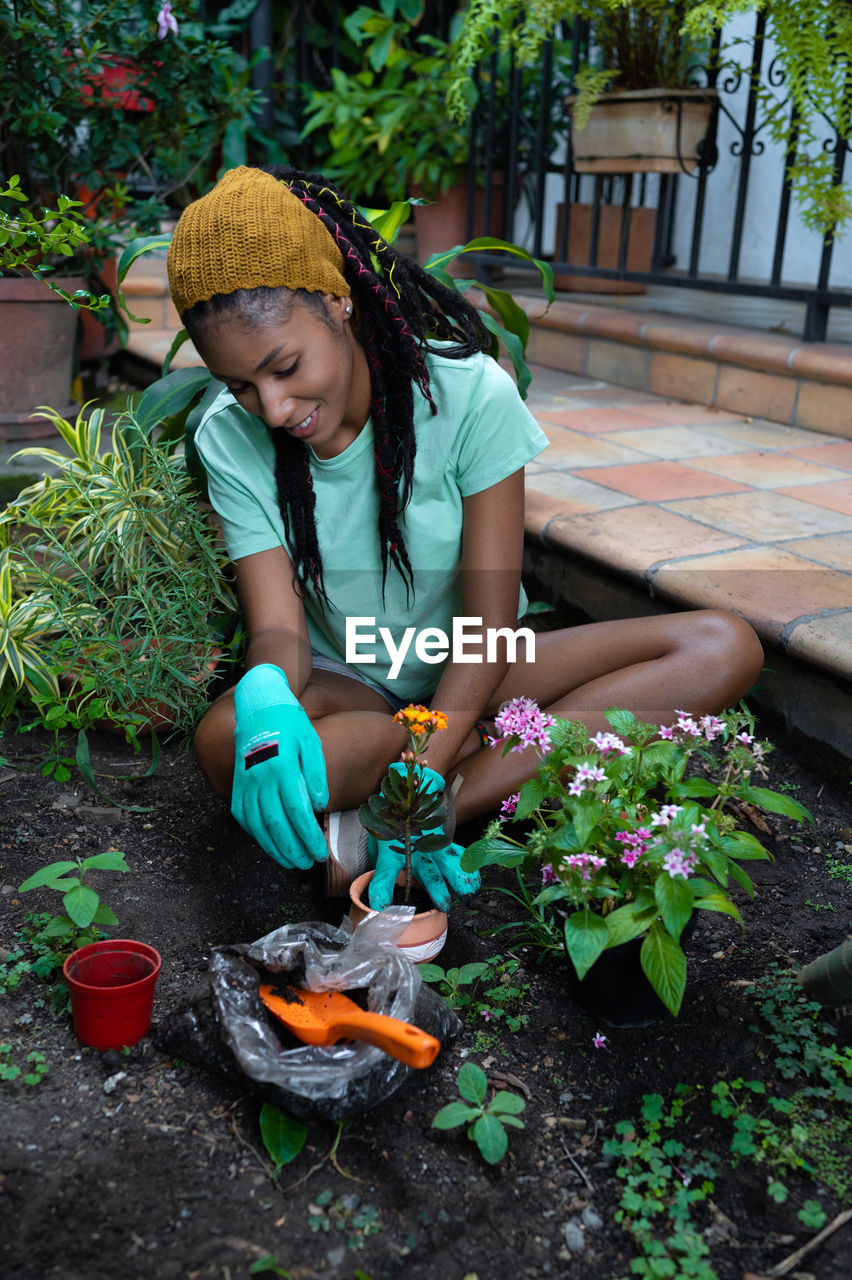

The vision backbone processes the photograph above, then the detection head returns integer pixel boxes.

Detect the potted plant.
[299,1,518,268]
[0,398,239,763]
[448,0,852,235]
[459,699,812,1024]
[0,177,110,437]
[0,0,268,415]
[351,704,455,964]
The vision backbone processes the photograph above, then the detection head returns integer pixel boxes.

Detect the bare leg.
[195,608,762,822]
[449,609,764,823]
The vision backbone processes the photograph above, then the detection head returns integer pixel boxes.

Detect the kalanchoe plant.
[461,701,813,1016]
[358,704,450,903]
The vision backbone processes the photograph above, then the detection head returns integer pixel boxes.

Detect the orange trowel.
[258,983,441,1069]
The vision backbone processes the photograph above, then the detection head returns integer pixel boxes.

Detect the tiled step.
[517,293,852,440]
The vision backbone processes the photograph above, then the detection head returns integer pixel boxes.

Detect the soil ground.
[1,710,851,1280]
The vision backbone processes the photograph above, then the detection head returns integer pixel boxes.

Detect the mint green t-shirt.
[194,347,548,699]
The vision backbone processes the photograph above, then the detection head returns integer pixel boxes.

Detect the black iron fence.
[248,5,851,342]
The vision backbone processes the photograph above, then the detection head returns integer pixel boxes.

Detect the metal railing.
[249,5,851,342]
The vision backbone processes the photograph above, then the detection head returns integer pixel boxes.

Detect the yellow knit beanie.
[167,166,350,318]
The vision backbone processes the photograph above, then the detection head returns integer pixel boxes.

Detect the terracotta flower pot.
[350,870,448,965]
[0,274,88,439]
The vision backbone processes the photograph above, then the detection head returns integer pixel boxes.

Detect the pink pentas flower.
[651,804,683,827]
[619,848,641,868]
[736,731,755,745]
[541,863,559,886]
[481,1009,492,1022]
[492,697,555,755]
[663,847,698,879]
[675,711,702,738]
[658,724,675,739]
[700,714,725,741]
[589,731,631,757]
[568,760,606,796]
[499,792,520,820]
[157,1,178,38]
[562,852,607,881]
[593,1032,610,1051]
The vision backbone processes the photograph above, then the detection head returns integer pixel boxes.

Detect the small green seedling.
[18,850,130,952]
[0,1045,49,1086]
[419,961,490,1011]
[432,1061,525,1164]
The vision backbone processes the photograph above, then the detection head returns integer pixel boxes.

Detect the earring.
[345,305,352,315]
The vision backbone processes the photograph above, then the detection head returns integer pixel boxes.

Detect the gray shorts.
[310,651,429,713]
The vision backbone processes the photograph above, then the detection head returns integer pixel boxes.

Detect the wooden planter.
[569,87,717,175]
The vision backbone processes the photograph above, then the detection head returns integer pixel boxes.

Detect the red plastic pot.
[63,939,161,1050]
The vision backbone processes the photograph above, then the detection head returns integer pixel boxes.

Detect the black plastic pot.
[559,914,696,1029]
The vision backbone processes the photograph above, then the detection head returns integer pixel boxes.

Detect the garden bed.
[1,716,851,1280]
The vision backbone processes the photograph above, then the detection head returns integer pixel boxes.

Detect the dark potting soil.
[1,715,851,1280]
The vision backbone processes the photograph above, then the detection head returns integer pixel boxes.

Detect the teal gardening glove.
[231,664,329,870]
[368,764,480,911]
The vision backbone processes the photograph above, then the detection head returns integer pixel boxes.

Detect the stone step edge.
[524,488,852,685]
[513,292,852,388]
[517,297,851,439]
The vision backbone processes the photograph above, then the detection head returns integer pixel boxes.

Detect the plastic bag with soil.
[154,909,461,1120]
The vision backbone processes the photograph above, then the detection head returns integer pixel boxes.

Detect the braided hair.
[183,164,490,607]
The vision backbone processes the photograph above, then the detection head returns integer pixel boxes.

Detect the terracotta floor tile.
[776,481,852,517]
[777,533,852,571]
[663,491,852,541]
[650,546,852,641]
[785,612,852,680]
[629,403,747,426]
[688,420,838,450]
[602,426,757,459]
[573,460,749,501]
[535,407,669,433]
[524,469,638,510]
[665,488,849,540]
[537,428,651,468]
[544,505,745,573]
[686,451,849,489]
[786,441,852,469]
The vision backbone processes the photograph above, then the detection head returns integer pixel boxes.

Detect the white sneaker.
[322,809,371,897]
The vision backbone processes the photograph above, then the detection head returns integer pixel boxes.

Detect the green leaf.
[739,786,813,826]
[692,894,742,925]
[80,851,130,873]
[672,778,720,798]
[135,369,213,434]
[603,902,659,948]
[418,963,445,984]
[18,861,78,892]
[640,922,687,1016]
[562,909,609,979]
[604,707,640,740]
[488,1092,526,1116]
[357,802,400,841]
[362,200,412,245]
[514,775,553,822]
[653,875,694,941]
[457,1062,487,1105]
[460,837,525,871]
[414,831,452,854]
[92,905,120,925]
[117,233,172,286]
[472,1113,508,1164]
[432,1101,480,1129]
[258,1103,307,1174]
[62,883,99,928]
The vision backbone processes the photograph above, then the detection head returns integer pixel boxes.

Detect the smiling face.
[196,291,371,460]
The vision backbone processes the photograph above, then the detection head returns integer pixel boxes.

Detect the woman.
[167,164,764,910]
